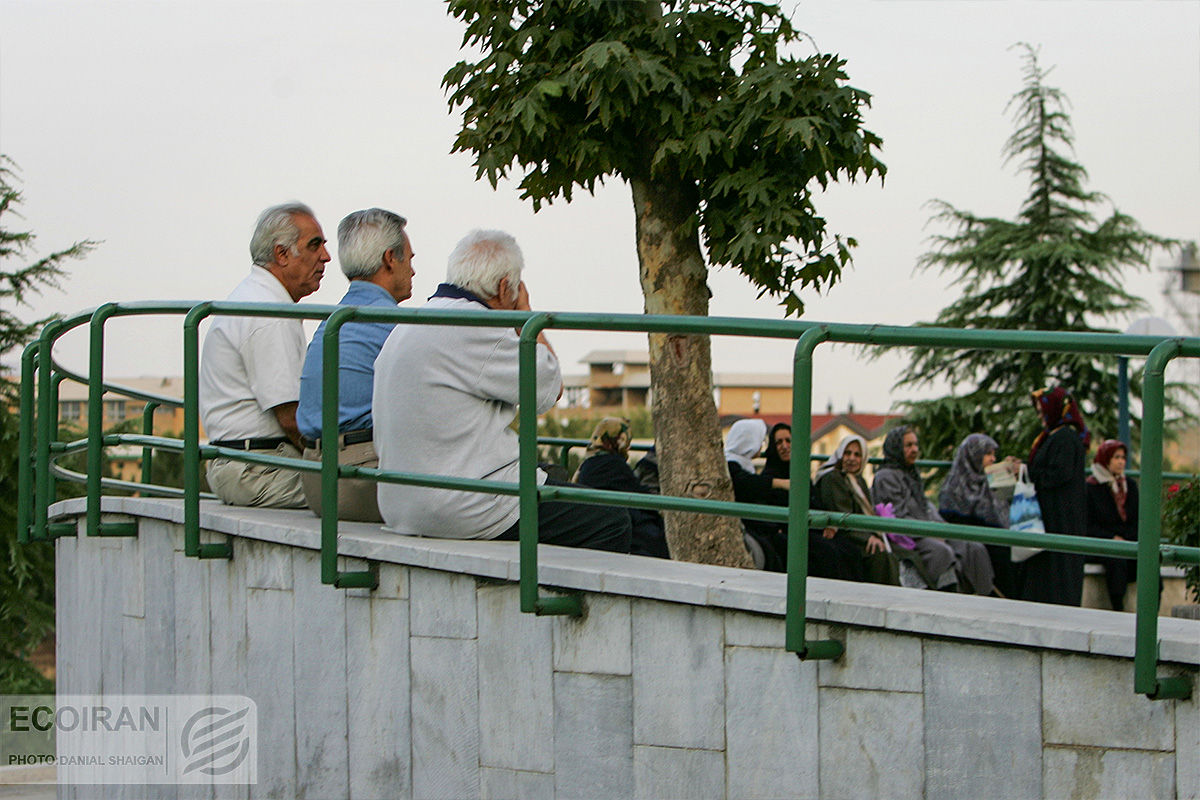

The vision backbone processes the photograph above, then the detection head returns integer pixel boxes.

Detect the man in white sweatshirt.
[372,229,631,552]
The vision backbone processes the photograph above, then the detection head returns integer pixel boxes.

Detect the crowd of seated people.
[194,213,1146,606]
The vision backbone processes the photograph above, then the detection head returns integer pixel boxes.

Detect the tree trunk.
[630,176,753,568]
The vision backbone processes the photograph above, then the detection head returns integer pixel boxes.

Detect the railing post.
[141,401,160,484]
[322,307,376,589]
[86,304,115,536]
[34,321,66,542]
[18,342,39,543]
[83,305,135,537]
[787,327,843,660]
[518,313,580,616]
[182,303,230,559]
[1135,339,1191,700]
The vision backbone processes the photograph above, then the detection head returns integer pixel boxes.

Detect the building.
[55,375,187,434]
[561,350,799,419]
[54,376,190,483]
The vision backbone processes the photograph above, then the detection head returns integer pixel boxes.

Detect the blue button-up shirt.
[296,281,398,440]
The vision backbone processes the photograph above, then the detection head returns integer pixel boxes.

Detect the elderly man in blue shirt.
[297,208,414,521]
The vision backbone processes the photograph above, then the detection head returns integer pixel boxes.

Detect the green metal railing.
[17,301,1200,700]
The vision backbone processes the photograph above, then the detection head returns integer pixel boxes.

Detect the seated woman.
[761,423,792,481]
[938,433,1012,597]
[724,419,859,579]
[1085,439,1140,611]
[872,426,994,594]
[812,435,900,585]
[574,418,670,559]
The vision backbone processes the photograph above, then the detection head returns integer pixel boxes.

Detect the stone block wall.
[51,499,1200,799]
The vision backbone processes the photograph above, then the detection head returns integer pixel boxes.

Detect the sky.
[1,0,1197,414]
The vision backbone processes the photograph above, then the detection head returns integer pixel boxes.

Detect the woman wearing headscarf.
[1024,386,1090,605]
[1085,439,1140,611]
[574,417,670,558]
[938,433,1011,597]
[724,419,859,579]
[724,419,789,571]
[812,434,901,585]
[761,423,792,481]
[870,426,964,591]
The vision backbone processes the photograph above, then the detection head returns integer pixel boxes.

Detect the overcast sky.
[2,0,1197,413]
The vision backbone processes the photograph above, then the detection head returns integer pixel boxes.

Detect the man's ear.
[495,276,512,308]
[274,243,290,266]
[381,248,397,273]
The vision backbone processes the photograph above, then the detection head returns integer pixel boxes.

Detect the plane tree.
[443,0,885,565]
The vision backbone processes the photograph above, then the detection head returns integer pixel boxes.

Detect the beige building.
[561,350,798,419]
[55,376,188,435]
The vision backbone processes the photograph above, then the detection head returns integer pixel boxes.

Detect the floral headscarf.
[586,417,631,458]
[1030,386,1091,462]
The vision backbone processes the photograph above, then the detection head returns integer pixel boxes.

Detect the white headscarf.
[815,434,868,481]
[724,419,768,473]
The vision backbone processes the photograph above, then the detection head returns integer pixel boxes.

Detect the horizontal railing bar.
[49,464,218,500]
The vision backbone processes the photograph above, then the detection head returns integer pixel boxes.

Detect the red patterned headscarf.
[1029,386,1091,462]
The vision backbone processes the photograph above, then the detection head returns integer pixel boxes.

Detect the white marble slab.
[724,646,819,799]
[553,594,632,675]
[632,745,725,800]
[477,585,554,773]
[923,640,1042,800]
[631,601,725,750]
[1042,651,1174,751]
[1043,746,1176,800]
[552,672,634,800]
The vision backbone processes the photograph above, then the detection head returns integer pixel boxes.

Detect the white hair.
[249,202,315,267]
[338,208,408,280]
[445,229,523,301]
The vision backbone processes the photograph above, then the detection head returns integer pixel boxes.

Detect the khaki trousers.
[300,440,383,523]
[206,442,306,509]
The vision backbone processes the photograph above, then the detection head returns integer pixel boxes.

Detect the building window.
[60,401,82,422]
[104,399,127,420]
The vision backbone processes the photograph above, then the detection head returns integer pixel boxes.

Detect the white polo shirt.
[199,266,305,443]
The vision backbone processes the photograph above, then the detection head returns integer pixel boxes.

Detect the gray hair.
[446,229,523,302]
[337,208,409,280]
[249,202,316,267]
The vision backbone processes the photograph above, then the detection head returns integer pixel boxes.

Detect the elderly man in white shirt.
[199,202,329,507]
[373,229,630,552]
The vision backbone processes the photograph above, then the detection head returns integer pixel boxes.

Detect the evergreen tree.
[0,156,96,692]
[889,45,1181,461]
[443,0,884,565]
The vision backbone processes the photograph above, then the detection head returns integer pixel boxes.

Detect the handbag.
[1009,464,1045,563]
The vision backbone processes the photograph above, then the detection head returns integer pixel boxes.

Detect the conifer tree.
[891,45,1180,461]
[0,156,96,692]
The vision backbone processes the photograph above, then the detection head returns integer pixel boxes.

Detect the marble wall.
[52,501,1199,800]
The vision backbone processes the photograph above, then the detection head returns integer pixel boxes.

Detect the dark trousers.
[497,477,631,553]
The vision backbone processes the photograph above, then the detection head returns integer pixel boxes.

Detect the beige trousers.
[206,442,306,509]
[300,440,383,523]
